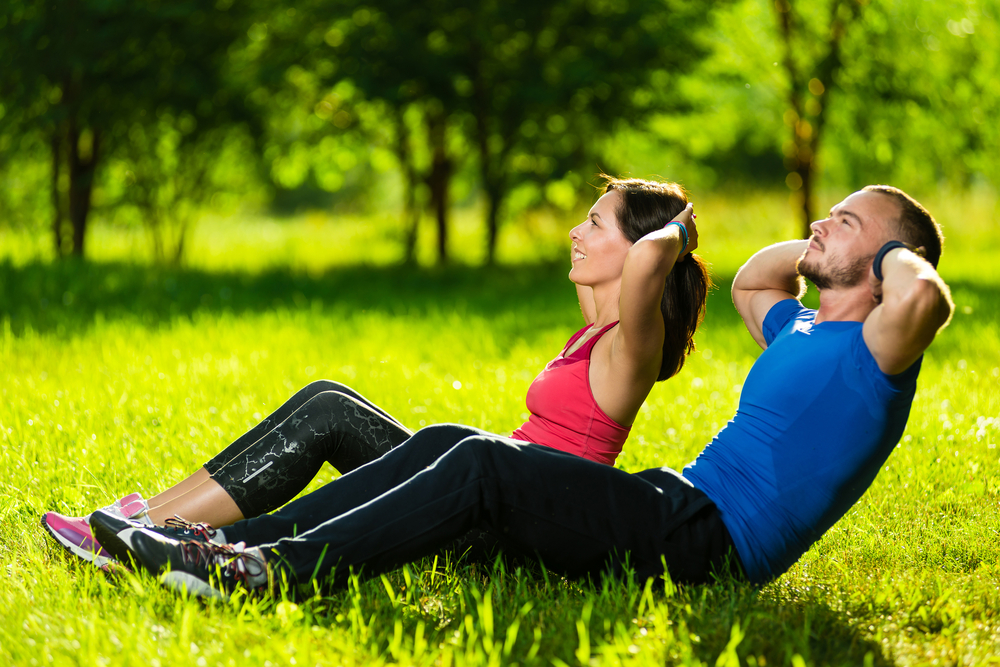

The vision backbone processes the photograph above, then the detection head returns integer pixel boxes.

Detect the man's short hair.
[863,185,944,267]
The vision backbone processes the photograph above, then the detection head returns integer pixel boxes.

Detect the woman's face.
[568,190,633,288]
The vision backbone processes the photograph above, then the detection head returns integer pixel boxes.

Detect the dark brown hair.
[602,175,712,381]
[862,185,944,267]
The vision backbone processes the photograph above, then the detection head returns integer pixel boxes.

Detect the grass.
[1,188,999,666]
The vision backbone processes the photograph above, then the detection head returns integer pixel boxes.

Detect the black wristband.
[872,241,909,282]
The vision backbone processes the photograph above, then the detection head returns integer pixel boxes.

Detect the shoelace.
[165,515,218,542]
[177,540,266,590]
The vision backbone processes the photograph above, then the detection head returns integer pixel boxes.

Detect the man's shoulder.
[762,299,812,345]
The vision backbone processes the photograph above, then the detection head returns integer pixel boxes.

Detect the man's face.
[797,191,899,290]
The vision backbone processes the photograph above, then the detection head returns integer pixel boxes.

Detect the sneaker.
[98,492,151,524]
[89,511,225,563]
[41,491,149,568]
[162,515,227,546]
[91,515,268,600]
[41,512,115,568]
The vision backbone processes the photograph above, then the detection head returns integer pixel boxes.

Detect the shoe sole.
[40,514,113,569]
[159,571,228,601]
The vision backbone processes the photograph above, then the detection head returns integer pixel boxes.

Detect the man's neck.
[814,284,878,323]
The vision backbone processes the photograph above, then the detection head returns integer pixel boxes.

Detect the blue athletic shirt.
[683,299,921,584]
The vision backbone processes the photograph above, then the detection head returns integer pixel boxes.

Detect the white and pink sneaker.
[41,492,152,568]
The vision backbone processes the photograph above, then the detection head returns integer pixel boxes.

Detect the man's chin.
[797,258,829,290]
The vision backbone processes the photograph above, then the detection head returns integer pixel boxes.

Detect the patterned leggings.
[203,380,415,518]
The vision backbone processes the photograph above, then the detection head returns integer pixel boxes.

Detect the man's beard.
[797,251,873,290]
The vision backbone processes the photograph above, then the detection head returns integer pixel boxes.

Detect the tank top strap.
[568,320,619,359]
[561,323,593,354]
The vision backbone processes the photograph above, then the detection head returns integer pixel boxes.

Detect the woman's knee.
[303,389,364,415]
[301,379,353,398]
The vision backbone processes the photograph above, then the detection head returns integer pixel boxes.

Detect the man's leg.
[249,435,724,589]
[222,423,490,544]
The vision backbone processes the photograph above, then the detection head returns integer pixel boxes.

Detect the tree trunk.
[775,0,863,238]
[51,128,66,257]
[171,216,189,265]
[393,106,421,264]
[426,110,451,265]
[774,0,810,238]
[484,192,502,264]
[470,44,509,266]
[67,120,100,257]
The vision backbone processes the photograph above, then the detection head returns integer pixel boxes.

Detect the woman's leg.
[146,381,412,525]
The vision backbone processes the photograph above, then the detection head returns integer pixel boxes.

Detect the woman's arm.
[613,207,695,373]
[592,206,698,427]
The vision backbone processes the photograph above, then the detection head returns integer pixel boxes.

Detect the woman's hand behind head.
[667,203,698,259]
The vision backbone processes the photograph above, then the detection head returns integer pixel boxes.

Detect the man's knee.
[446,436,525,476]
[398,424,480,461]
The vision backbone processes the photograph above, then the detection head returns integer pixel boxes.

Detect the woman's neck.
[590,282,622,328]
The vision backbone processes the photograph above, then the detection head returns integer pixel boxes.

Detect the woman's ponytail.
[657,253,711,380]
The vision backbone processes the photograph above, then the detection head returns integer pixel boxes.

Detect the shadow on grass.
[2,258,995,353]
[0,258,750,337]
[303,560,895,666]
[0,259,574,336]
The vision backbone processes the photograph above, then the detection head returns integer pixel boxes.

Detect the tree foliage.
[0,0,261,258]
[1,0,998,261]
[277,0,711,262]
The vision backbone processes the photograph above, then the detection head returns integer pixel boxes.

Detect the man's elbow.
[905,276,954,333]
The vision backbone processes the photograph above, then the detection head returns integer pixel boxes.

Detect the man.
[92,185,953,598]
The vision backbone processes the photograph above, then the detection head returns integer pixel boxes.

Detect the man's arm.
[732,240,808,349]
[862,247,953,375]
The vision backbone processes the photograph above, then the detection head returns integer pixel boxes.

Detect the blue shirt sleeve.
[761,299,805,346]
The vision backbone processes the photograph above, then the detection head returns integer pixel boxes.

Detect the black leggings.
[204,380,422,518]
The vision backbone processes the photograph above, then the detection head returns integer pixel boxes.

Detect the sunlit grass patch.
[2,189,999,665]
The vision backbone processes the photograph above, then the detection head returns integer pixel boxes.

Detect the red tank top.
[510,320,630,465]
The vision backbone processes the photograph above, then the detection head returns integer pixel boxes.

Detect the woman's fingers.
[672,203,698,258]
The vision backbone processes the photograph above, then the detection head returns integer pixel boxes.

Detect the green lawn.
[2,190,998,665]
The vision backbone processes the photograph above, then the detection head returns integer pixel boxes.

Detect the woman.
[43,176,710,569]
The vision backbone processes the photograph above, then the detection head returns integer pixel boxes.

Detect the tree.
[772,0,866,237]
[822,0,1000,194]
[466,0,713,262]
[300,0,709,263]
[0,0,260,258]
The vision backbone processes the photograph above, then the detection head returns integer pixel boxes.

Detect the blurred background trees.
[1,0,996,264]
